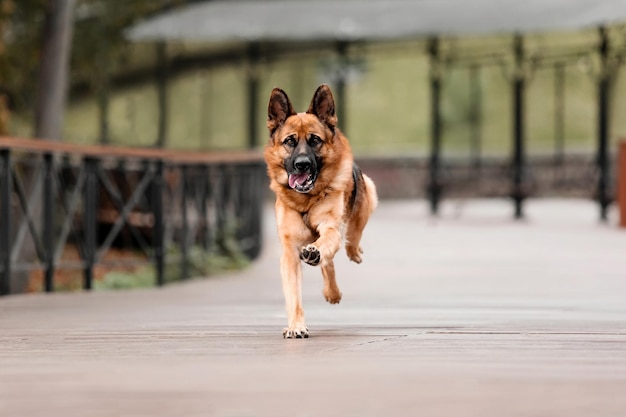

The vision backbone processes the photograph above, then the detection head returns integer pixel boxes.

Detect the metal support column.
[247,42,261,149]
[427,37,442,215]
[0,149,11,295]
[335,41,349,133]
[597,26,611,221]
[512,34,526,220]
[155,42,168,148]
[43,153,55,292]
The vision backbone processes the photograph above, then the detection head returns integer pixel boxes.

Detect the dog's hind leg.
[345,212,370,264]
[321,260,342,304]
[345,224,365,264]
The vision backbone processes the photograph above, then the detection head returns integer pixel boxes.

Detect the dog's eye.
[283,136,297,147]
[308,134,322,146]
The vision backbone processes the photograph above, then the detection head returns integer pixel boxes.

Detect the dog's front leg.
[300,194,344,267]
[276,204,311,339]
[300,223,342,267]
[280,246,308,338]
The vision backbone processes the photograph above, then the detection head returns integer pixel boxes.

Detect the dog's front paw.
[300,244,321,266]
[283,324,309,339]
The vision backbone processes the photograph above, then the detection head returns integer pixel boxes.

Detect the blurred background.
[3,1,624,150]
[4,1,626,197]
[1,0,625,294]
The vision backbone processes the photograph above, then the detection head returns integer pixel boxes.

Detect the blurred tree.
[0,0,42,134]
[35,0,76,140]
[0,0,186,139]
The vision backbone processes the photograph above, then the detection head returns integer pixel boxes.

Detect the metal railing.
[0,137,266,295]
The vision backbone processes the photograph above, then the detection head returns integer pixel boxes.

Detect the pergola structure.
[127,0,626,220]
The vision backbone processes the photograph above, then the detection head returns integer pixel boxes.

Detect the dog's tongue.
[289,173,308,188]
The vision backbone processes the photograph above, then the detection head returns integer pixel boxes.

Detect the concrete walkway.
[1,199,626,417]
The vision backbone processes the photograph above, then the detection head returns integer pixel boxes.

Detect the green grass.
[94,244,250,291]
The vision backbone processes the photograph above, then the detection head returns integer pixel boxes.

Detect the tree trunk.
[8,0,76,294]
[35,0,76,140]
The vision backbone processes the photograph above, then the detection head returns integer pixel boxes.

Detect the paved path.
[1,199,626,417]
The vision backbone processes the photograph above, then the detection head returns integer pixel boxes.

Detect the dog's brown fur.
[264,84,377,338]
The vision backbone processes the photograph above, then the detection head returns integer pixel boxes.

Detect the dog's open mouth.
[288,172,316,193]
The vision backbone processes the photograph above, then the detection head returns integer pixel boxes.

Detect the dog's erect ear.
[307,84,337,129]
[267,88,296,136]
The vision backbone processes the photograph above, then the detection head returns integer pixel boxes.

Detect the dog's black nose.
[294,156,311,172]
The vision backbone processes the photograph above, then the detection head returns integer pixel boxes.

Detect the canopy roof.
[127,0,626,43]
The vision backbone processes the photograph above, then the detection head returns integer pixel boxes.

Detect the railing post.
[248,162,264,259]
[43,153,55,292]
[1,149,11,296]
[152,160,165,286]
[180,165,189,280]
[200,165,210,251]
[216,164,228,240]
[83,157,98,291]
[617,139,626,228]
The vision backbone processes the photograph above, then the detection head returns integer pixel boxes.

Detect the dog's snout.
[294,156,312,172]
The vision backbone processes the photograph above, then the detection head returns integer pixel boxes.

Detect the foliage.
[0,0,46,111]
[0,0,184,120]
[94,267,155,290]
[95,218,251,291]
[94,244,250,290]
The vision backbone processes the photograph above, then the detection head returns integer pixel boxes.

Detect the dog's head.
[265,84,338,194]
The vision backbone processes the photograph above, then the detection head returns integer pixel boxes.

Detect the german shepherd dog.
[264,84,378,338]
